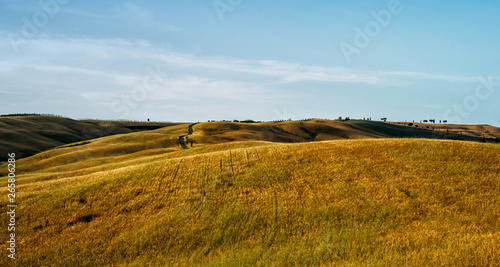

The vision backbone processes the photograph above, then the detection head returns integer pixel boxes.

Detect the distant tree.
[423,120,428,123]
[443,120,448,124]
[381,118,387,122]
[408,123,414,127]
[338,116,343,121]
[429,119,436,123]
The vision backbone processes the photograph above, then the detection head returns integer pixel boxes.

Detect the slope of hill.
[6,123,193,176]
[348,120,484,141]
[189,120,387,145]
[0,115,179,161]
[388,121,500,140]
[3,119,385,176]
[1,138,499,266]
[3,116,498,164]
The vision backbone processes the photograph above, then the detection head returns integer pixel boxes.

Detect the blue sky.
[1,0,499,125]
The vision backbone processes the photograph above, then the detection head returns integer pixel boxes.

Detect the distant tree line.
[208,117,379,123]
[0,114,172,123]
[209,119,263,123]
[380,118,450,124]
[78,118,172,123]
[0,113,69,118]
[420,119,447,124]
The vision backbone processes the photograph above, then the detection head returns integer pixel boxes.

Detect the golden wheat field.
[1,122,499,266]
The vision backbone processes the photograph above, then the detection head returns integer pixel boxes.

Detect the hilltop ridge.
[3,116,498,162]
[0,115,179,161]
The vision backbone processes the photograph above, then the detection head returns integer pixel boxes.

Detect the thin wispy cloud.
[115,2,179,32]
[148,51,472,85]
[381,71,477,83]
[0,35,493,122]
[0,36,479,93]
[0,1,497,124]
[117,2,152,21]
[60,8,107,19]
[0,90,27,95]
[27,64,140,85]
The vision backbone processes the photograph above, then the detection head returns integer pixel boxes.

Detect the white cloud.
[27,64,140,85]
[114,2,179,32]
[148,52,475,85]
[60,8,107,19]
[380,71,476,82]
[80,91,115,99]
[2,36,475,88]
[149,75,267,102]
[117,2,152,20]
[0,90,27,95]
[0,35,483,120]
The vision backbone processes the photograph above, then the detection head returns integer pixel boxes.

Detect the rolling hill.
[348,120,488,141]
[2,116,498,164]
[1,118,499,265]
[190,120,386,145]
[387,121,500,139]
[1,132,499,265]
[0,115,179,161]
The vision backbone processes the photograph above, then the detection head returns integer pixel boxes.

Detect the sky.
[1,0,499,125]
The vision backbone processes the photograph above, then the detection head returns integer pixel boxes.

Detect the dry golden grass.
[389,121,500,139]
[1,138,499,266]
[190,120,386,146]
[13,123,190,174]
[0,115,179,161]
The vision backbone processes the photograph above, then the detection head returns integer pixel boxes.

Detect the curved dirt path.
[178,123,197,149]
